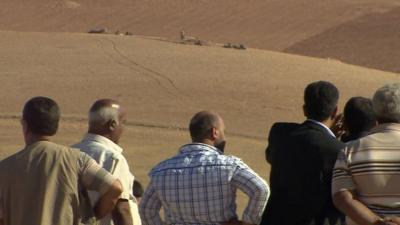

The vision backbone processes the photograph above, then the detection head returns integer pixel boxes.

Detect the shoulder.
[344,135,371,153]
[222,155,250,169]
[149,151,241,176]
[38,142,81,158]
[267,122,302,143]
[149,152,186,175]
[58,145,84,163]
[73,140,120,160]
[286,123,344,156]
[0,151,21,171]
[304,131,344,151]
[269,122,301,134]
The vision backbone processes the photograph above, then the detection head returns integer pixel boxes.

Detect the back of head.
[343,97,376,135]
[189,111,221,142]
[373,83,400,123]
[23,96,60,136]
[304,81,339,121]
[88,99,120,128]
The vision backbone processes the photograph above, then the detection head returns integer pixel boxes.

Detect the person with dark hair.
[73,99,141,225]
[333,83,400,225]
[341,97,377,142]
[0,96,123,225]
[140,111,269,225]
[261,81,345,225]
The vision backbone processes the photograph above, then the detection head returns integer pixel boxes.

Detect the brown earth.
[285,6,400,73]
[1,0,400,72]
[0,30,399,213]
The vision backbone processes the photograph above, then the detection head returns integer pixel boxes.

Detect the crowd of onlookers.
[1,81,400,225]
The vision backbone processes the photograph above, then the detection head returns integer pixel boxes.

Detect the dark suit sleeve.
[320,138,345,185]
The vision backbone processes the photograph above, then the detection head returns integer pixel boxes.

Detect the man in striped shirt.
[139,111,270,225]
[332,83,400,225]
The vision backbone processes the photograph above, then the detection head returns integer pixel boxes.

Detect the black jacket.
[261,120,345,225]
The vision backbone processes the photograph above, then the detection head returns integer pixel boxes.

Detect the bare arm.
[78,153,123,219]
[382,217,400,225]
[94,179,123,219]
[333,190,383,225]
[112,199,134,225]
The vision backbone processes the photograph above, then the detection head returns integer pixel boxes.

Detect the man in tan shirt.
[0,96,123,225]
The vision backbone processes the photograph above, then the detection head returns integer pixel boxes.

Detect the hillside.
[0,30,399,213]
[1,0,399,72]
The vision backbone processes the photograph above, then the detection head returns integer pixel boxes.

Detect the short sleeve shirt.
[73,134,139,225]
[0,141,117,225]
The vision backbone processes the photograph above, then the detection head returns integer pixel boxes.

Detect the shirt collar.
[82,133,124,153]
[306,119,336,138]
[179,142,223,154]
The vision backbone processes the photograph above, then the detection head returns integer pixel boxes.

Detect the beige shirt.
[332,123,400,219]
[74,134,141,225]
[0,141,117,225]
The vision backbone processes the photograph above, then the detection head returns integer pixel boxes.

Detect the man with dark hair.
[261,81,345,225]
[341,97,377,142]
[303,81,340,121]
[22,96,60,135]
[140,111,269,225]
[0,96,123,225]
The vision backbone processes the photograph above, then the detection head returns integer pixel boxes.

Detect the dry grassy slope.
[0,31,398,138]
[0,0,397,50]
[0,30,399,214]
[285,7,400,73]
[1,0,400,73]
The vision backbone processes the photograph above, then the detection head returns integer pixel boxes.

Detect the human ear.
[21,118,28,133]
[108,120,118,131]
[331,106,338,120]
[211,127,218,140]
[303,105,307,118]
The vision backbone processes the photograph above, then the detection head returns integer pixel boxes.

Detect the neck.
[88,129,114,143]
[309,118,332,128]
[193,139,214,146]
[25,134,51,146]
[320,119,333,128]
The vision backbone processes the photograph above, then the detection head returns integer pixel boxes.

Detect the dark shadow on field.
[285,7,400,73]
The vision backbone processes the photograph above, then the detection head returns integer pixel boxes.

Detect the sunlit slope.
[2,0,400,72]
[0,31,398,139]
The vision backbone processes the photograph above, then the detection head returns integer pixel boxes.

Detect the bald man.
[139,111,270,225]
[73,99,140,225]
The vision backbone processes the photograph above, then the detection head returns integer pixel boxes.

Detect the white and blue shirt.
[139,143,269,225]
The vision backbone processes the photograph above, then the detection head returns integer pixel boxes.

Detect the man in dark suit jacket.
[261,81,345,225]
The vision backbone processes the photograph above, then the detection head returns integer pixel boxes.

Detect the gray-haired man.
[73,99,141,225]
